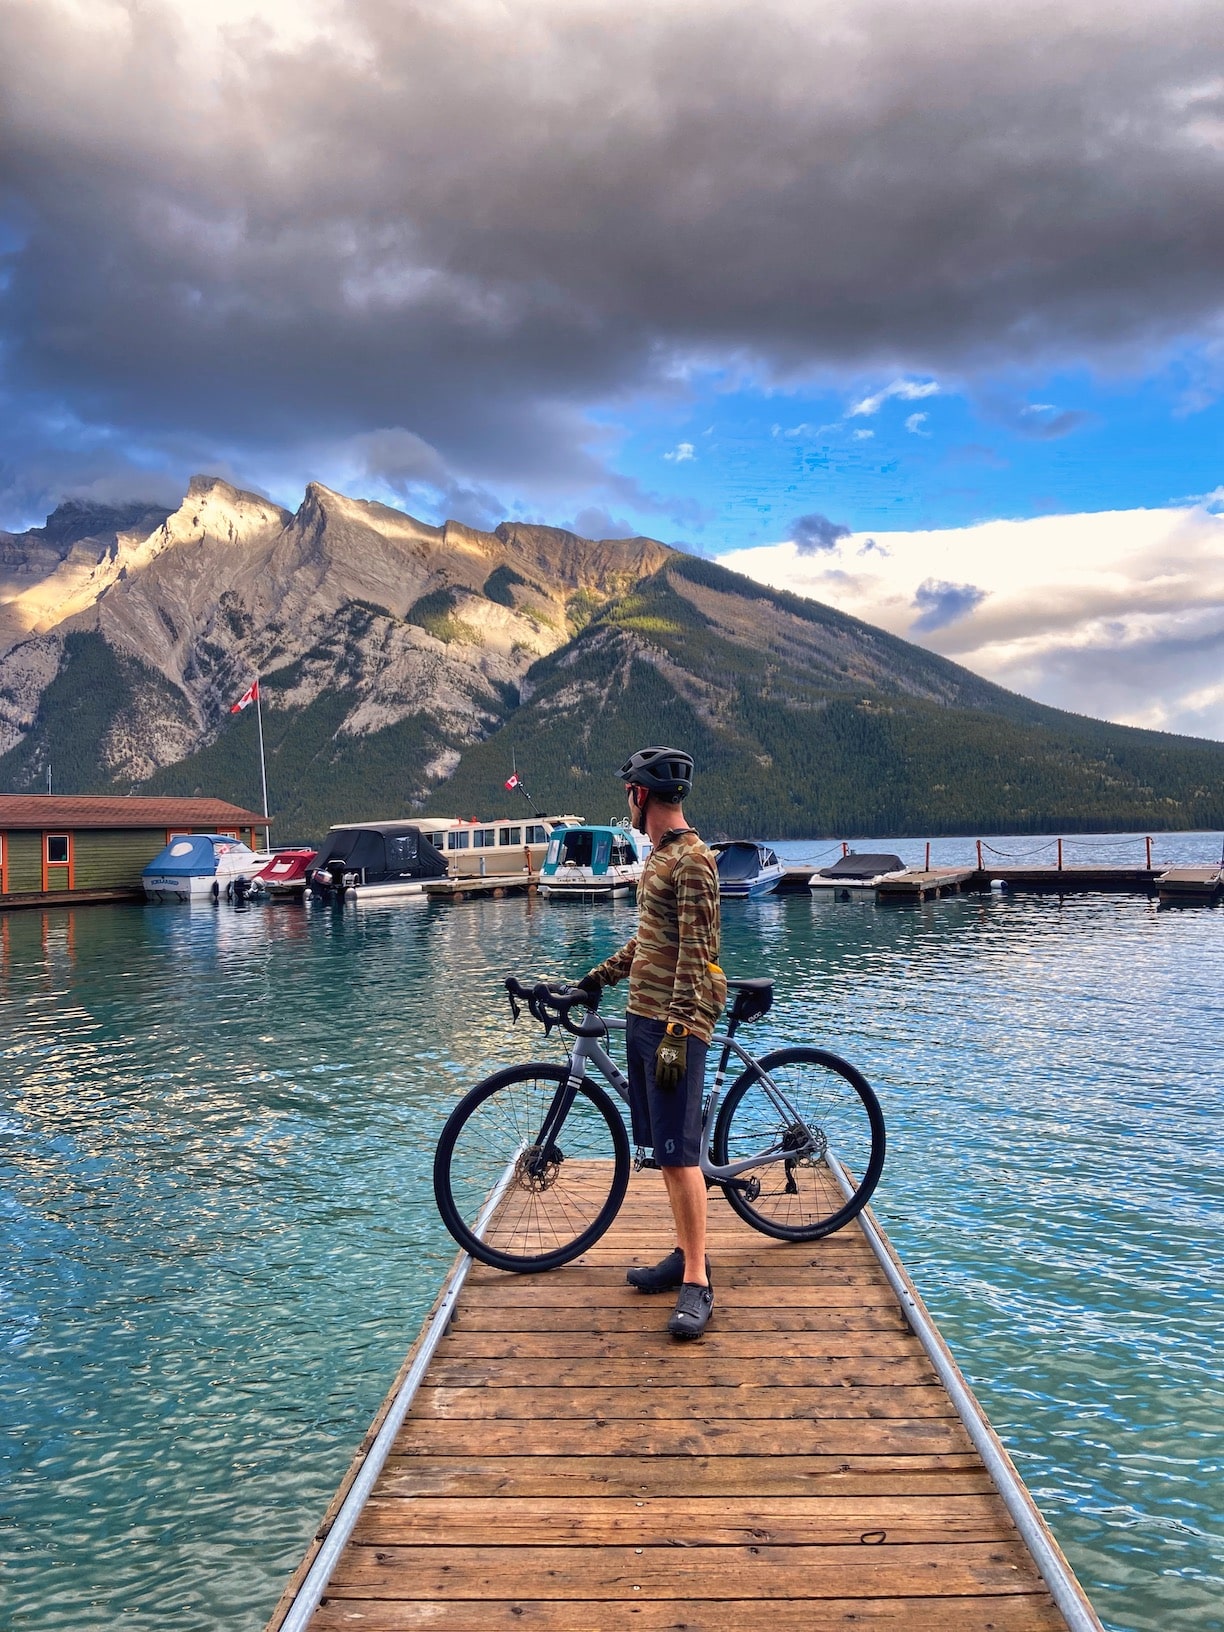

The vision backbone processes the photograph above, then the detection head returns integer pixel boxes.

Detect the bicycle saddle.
[726,978,773,1022]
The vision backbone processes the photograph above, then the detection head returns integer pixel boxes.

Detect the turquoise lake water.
[2,832,1222,1631]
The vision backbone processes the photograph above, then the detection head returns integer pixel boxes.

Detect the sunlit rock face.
[0,474,672,792]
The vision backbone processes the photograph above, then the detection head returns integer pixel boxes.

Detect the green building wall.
[5,831,43,892]
[73,829,168,889]
[2,827,171,895]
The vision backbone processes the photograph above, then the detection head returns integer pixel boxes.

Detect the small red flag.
[504,773,520,790]
[231,680,259,713]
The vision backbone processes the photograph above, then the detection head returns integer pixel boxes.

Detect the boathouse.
[0,795,271,907]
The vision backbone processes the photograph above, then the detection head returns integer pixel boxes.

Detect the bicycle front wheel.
[710,1046,885,1240]
[433,1063,631,1272]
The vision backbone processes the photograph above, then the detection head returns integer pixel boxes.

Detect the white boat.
[539,823,650,900]
[809,851,908,897]
[712,841,786,899]
[142,834,273,902]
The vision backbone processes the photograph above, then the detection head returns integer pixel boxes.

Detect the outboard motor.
[230,874,253,907]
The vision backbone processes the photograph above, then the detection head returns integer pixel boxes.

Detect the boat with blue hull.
[711,840,785,898]
[539,823,650,900]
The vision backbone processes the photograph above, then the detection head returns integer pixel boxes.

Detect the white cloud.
[716,505,1224,740]
[851,427,874,440]
[664,442,695,462]
[904,411,930,434]
[848,379,941,417]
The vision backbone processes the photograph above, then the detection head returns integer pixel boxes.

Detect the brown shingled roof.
[0,796,271,830]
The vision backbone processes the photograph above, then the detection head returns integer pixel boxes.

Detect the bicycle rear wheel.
[710,1046,885,1240]
[433,1063,631,1272]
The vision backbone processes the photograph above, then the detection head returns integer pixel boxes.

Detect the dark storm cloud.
[3,0,1224,518]
[791,513,852,554]
[912,578,988,631]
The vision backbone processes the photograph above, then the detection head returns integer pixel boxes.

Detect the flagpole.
[254,680,269,825]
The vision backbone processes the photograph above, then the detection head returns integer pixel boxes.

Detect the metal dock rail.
[266,1174,1104,1632]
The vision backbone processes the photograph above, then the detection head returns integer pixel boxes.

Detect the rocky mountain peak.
[39,499,173,553]
[168,476,290,545]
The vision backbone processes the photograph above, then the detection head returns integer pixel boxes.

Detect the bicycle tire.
[433,1062,631,1272]
[710,1045,885,1240]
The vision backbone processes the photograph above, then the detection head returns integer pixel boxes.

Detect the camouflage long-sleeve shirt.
[585,827,727,1043]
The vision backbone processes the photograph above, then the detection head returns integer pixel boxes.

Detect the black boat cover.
[312,823,448,880]
[816,852,905,879]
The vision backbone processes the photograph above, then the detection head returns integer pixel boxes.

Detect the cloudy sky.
[3,0,1224,736]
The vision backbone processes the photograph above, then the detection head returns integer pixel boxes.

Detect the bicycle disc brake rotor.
[782,1121,826,1164]
[515,1144,563,1192]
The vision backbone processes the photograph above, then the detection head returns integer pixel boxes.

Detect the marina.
[265,1171,1104,1632]
[1,840,1220,1632]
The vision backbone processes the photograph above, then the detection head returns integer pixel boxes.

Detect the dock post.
[924,840,930,869]
[976,838,982,869]
[1058,838,1063,871]
[1145,835,1152,868]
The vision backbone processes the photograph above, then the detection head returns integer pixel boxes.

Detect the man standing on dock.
[575,747,727,1340]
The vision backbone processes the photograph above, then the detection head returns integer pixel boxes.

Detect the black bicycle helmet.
[618,745,694,799]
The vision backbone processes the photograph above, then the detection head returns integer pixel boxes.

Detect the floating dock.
[265,1173,1103,1632]
[423,874,538,901]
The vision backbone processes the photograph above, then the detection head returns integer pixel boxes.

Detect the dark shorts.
[625,1012,708,1168]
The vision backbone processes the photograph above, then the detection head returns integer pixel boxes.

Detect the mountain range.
[2,476,1222,840]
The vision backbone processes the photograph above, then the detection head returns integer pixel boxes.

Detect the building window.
[499,826,522,846]
[46,835,70,865]
[447,831,470,850]
[525,824,546,844]
[473,828,498,848]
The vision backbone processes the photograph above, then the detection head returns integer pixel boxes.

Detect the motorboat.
[253,848,317,901]
[711,841,786,899]
[809,852,908,898]
[142,834,273,903]
[539,824,650,900]
[308,823,449,902]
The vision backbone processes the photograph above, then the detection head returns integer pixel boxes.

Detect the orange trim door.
[43,832,73,891]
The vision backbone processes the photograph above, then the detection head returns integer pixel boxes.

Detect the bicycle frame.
[552,1014,818,1184]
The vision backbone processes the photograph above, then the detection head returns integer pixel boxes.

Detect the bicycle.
[433,975,887,1274]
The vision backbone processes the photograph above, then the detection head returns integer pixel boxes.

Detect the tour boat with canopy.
[539,823,650,900]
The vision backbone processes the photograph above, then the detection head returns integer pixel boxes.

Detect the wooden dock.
[874,867,977,900]
[266,1173,1103,1632]
[423,874,538,901]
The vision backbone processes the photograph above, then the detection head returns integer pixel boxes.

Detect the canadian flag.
[231,680,260,713]
[504,773,520,790]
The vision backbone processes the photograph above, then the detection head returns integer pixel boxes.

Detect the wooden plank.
[410,1383,959,1420]
[376,1452,998,1498]
[325,1539,1050,1599]
[462,1282,901,1306]
[390,1418,976,1456]
[351,1492,1018,1546]
[452,1305,912,1333]
[311,1597,1071,1632]
[424,1356,940,1387]
[438,1331,927,1359]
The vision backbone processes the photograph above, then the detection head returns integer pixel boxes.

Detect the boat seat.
[726,977,773,1023]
